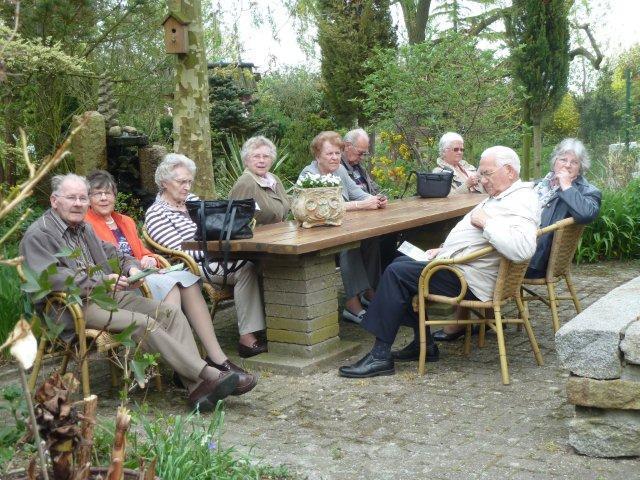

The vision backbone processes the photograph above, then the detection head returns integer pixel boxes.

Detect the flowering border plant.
[296,172,341,188]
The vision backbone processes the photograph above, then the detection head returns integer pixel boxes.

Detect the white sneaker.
[343,309,366,324]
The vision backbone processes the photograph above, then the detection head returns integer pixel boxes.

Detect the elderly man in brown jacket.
[19,173,239,409]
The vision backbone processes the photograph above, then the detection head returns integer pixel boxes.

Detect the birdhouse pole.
[167,0,215,198]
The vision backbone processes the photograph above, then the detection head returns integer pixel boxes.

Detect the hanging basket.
[291,186,346,228]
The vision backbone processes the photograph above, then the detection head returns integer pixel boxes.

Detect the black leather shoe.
[207,357,258,396]
[238,339,268,358]
[391,342,439,362]
[339,353,395,378]
[433,328,466,342]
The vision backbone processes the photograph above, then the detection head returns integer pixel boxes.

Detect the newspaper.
[397,241,436,262]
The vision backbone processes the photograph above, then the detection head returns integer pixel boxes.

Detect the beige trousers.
[85,291,207,389]
[201,260,266,335]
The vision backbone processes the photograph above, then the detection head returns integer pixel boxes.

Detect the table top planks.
[184,193,485,256]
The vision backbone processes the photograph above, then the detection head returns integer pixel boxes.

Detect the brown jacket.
[19,209,140,329]
[229,170,290,226]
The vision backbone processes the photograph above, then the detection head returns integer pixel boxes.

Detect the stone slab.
[621,319,640,364]
[266,312,338,333]
[556,276,640,379]
[567,376,640,409]
[570,406,640,457]
[241,340,360,375]
[70,111,107,175]
[265,298,337,320]
[621,363,640,382]
[267,324,339,345]
[264,286,336,307]
[268,336,341,358]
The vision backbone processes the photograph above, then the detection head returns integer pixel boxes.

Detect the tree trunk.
[169,0,216,198]
[532,123,542,179]
[521,128,532,180]
[399,0,432,44]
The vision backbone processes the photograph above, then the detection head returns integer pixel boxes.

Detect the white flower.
[1,318,38,370]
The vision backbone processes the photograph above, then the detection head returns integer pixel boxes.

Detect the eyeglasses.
[448,147,464,153]
[348,144,370,157]
[56,195,90,204]
[172,178,194,186]
[556,157,580,167]
[250,153,273,161]
[478,165,505,179]
[90,190,115,199]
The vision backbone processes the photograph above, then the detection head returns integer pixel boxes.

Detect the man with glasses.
[20,173,241,408]
[342,128,379,195]
[339,146,541,378]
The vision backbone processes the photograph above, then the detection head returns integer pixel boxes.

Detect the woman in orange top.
[85,170,257,395]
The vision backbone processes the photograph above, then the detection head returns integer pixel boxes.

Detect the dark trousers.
[361,256,478,344]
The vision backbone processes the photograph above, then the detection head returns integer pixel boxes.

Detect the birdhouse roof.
[163,12,190,25]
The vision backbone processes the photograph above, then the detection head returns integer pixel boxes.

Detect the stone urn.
[291,186,346,228]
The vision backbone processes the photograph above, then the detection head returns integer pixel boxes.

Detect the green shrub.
[575,178,640,263]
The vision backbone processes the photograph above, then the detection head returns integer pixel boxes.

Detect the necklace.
[161,195,185,209]
[105,217,116,225]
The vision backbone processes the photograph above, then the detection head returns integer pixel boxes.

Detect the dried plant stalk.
[73,395,98,480]
[106,407,131,480]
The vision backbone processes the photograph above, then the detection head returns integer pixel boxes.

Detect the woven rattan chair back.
[493,257,530,303]
[546,219,585,281]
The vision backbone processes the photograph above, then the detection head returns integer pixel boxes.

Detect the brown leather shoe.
[238,339,268,358]
[188,371,238,411]
[207,357,258,395]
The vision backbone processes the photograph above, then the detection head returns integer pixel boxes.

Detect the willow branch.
[570,23,603,70]
[0,117,88,221]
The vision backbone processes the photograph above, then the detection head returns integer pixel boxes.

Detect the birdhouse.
[162,13,190,54]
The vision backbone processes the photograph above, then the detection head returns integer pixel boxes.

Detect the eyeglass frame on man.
[54,194,90,204]
[447,147,465,153]
[347,142,370,158]
[477,164,507,180]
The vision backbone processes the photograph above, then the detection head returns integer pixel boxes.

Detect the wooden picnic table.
[185,193,485,374]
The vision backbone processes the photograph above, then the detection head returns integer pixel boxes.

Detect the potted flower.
[291,172,346,228]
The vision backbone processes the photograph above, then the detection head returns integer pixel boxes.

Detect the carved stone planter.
[291,186,345,228]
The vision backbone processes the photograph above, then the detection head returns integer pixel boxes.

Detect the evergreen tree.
[506,0,570,178]
[317,0,396,127]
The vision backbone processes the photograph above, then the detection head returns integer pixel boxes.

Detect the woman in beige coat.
[229,136,290,226]
[432,132,483,195]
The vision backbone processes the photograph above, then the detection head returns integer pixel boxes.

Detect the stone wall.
[556,276,640,457]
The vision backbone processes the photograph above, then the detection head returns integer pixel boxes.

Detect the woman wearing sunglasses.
[433,132,483,194]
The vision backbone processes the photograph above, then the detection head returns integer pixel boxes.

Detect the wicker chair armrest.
[142,228,201,275]
[152,254,172,268]
[537,217,575,237]
[43,291,87,342]
[418,246,494,303]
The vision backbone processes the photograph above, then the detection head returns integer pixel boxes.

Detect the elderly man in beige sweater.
[339,146,541,378]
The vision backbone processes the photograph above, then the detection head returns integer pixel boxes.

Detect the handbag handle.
[400,171,416,199]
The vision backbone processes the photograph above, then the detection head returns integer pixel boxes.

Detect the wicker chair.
[521,217,585,333]
[414,246,544,385]
[141,228,234,318]
[18,264,161,398]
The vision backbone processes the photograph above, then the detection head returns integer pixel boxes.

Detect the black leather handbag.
[401,171,453,198]
[185,199,255,285]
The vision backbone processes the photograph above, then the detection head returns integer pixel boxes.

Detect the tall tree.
[169,0,215,198]
[505,0,570,178]
[317,0,396,127]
